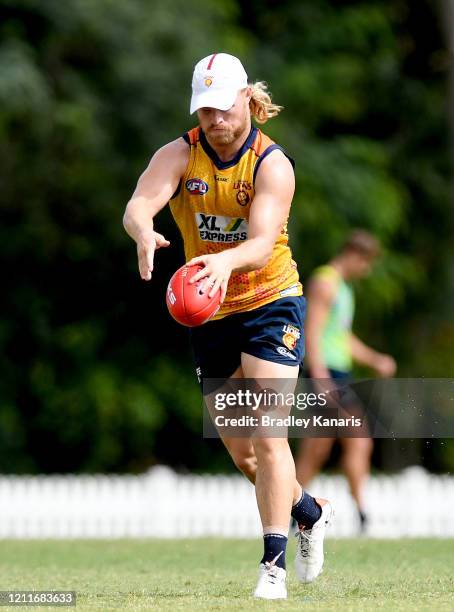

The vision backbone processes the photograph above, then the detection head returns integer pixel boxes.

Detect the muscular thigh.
[241,352,300,381]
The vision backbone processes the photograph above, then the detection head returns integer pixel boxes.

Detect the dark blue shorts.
[303,369,351,380]
[189,295,306,384]
[328,369,351,380]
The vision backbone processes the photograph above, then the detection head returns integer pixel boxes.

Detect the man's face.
[347,252,375,279]
[197,88,251,145]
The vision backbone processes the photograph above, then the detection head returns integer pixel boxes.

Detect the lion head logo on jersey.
[236,190,250,206]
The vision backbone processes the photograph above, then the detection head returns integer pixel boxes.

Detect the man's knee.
[252,437,289,461]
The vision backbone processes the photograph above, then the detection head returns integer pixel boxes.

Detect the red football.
[166,264,221,327]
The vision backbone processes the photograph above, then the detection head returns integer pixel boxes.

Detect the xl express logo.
[196,213,248,243]
[186,178,209,195]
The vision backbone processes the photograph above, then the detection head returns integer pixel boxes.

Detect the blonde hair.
[248,81,283,124]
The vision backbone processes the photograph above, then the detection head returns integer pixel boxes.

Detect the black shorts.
[189,295,306,385]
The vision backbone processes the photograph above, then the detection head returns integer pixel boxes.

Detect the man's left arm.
[188,150,295,301]
[350,333,396,377]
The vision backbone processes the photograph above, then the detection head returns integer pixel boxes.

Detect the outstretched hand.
[373,353,397,377]
[137,231,170,280]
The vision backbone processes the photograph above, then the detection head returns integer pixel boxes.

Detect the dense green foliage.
[0,0,452,473]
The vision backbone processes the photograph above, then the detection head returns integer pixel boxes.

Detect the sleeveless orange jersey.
[169,126,302,319]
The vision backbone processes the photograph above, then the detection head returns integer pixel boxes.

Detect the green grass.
[0,539,453,611]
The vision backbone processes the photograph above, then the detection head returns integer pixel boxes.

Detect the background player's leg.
[339,436,373,529]
[295,438,335,488]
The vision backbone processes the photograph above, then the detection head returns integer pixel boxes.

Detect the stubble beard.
[206,115,249,146]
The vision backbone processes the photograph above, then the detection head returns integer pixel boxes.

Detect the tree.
[0,0,451,473]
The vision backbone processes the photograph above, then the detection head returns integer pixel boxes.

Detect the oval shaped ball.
[166,264,221,327]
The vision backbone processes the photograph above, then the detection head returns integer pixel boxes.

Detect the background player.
[123,53,332,599]
[295,230,396,531]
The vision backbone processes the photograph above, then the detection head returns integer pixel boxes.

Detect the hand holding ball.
[166,264,221,327]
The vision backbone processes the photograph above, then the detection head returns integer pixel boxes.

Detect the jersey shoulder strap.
[252,129,295,183]
[183,126,201,145]
[251,129,275,156]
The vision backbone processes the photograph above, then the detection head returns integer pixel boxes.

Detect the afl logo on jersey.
[186,178,209,195]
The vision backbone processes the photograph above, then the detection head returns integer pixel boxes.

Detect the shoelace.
[295,528,313,558]
[263,551,283,583]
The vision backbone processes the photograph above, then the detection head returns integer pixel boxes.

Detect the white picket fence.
[0,466,453,538]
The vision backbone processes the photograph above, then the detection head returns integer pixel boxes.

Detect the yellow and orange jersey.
[169,125,302,319]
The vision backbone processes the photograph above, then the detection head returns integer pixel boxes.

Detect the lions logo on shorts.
[282,324,300,350]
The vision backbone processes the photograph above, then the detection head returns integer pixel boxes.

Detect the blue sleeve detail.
[253,144,295,184]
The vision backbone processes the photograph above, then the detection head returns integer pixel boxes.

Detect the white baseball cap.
[190,53,248,114]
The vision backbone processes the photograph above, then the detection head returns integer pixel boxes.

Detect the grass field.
[0,539,453,611]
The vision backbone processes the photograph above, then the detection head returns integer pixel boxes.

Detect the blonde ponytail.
[249,81,283,124]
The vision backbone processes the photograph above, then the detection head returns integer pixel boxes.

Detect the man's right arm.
[123,137,189,280]
[305,278,335,379]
